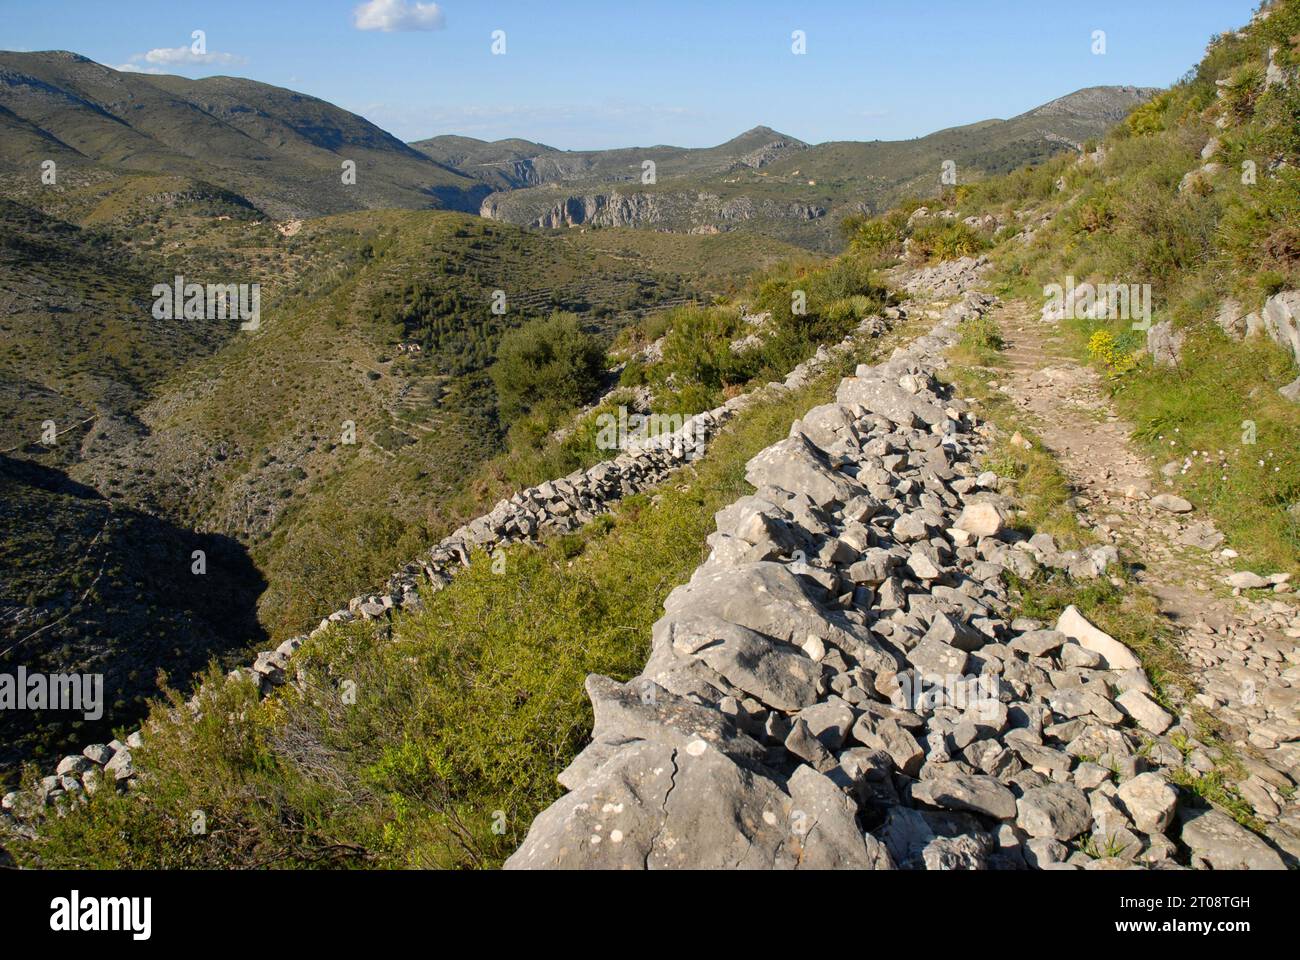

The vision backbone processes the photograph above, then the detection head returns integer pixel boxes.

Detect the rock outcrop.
[480,189,826,233]
[1213,291,1300,402]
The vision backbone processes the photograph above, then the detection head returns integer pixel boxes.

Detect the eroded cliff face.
[480,189,826,232]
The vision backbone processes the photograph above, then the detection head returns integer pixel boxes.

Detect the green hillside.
[0,183,814,775]
[0,51,488,218]
[8,1,1295,871]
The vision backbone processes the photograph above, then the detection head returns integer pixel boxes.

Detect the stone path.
[992,300,1300,859]
[509,281,1288,871]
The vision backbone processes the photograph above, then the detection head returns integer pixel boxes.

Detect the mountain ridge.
[0,50,490,219]
[449,85,1158,251]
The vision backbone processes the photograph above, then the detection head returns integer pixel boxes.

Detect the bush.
[908,220,990,263]
[654,304,754,401]
[847,213,906,258]
[1124,92,1174,137]
[490,312,607,423]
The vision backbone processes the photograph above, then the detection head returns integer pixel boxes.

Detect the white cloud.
[114,63,166,74]
[137,46,246,66]
[353,0,445,32]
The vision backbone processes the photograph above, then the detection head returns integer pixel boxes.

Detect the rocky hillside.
[0,50,1152,253]
[470,87,1157,252]
[412,126,808,192]
[0,248,899,863]
[6,2,1298,873]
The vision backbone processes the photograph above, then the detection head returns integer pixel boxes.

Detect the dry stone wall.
[2,295,900,821]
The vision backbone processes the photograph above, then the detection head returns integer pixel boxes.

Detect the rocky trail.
[992,300,1300,859]
[507,272,1298,870]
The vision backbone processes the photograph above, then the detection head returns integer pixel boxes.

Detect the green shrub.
[848,213,907,258]
[490,312,607,423]
[908,220,990,263]
[1124,92,1174,137]
[654,304,754,401]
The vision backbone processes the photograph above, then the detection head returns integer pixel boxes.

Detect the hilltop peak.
[726,124,806,146]
[1020,85,1161,122]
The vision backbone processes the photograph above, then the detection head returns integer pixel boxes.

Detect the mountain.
[460,87,1158,251]
[0,51,489,218]
[410,125,808,192]
[0,52,1151,251]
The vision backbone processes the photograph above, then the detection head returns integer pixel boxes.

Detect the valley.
[3,0,1297,878]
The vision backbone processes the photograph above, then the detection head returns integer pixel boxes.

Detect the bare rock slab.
[1179,808,1287,870]
[1055,604,1142,671]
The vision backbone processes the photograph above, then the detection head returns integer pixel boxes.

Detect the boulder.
[1225,571,1270,590]
[1150,493,1193,513]
[1055,605,1141,670]
[857,718,925,777]
[1116,772,1178,835]
[912,772,1017,820]
[660,562,897,674]
[836,372,946,427]
[1179,808,1287,870]
[104,749,135,781]
[55,755,90,777]
[785,717,838,771]
[557,675,768,791]
[1215,298,1245,339]
[793,700,856,752]
[745,434,867,508]
[1146,321,1186,368]
[792,403,857,454]
[954,501,1006,538]
[1016,783,1092,840]
[923,612,986,652]
[663,616,823,711]
[877,806,992,869]
[1261,290,1300,365]
[785,765,896,869]
[506,740,787,869]
[1012,629,1066,657]
[82,744,114,765]
[1116,689,1173,735]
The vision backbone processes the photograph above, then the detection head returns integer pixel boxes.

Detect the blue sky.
[2,0,1261,150]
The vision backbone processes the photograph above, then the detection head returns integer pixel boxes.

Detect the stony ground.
[993,300,1300,860]
[507,275,1298,871]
